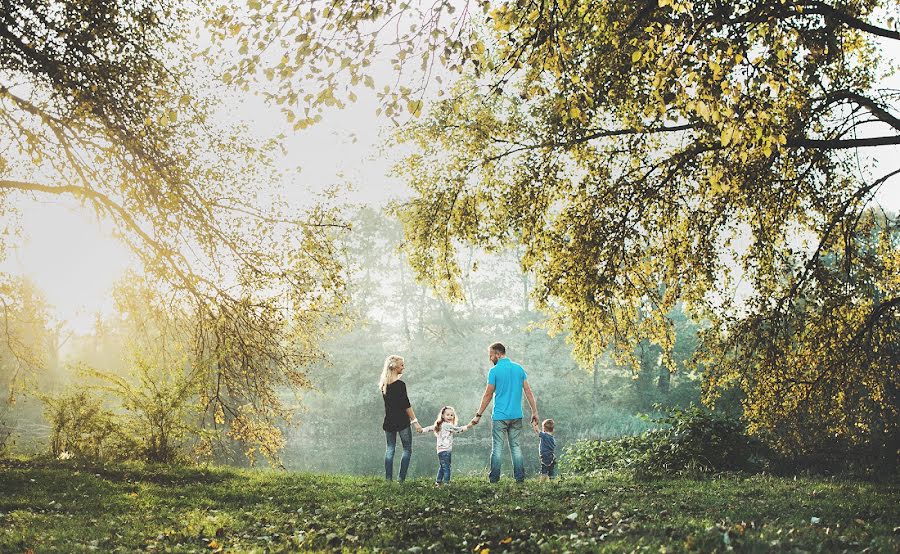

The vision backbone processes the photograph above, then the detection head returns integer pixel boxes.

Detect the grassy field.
[0,459,897,553]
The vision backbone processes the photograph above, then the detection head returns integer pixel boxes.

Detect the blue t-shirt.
[488,357,527,420]
[539,431,556,461]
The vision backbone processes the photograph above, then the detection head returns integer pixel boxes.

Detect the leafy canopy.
[0,0,348,460]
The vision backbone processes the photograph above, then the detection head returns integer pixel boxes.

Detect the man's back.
[488,358,527,420]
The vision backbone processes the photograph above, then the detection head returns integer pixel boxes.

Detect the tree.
[0,277,50,401]
[194,0,900,461]
[389,1,899,462]
[0,0,348,460]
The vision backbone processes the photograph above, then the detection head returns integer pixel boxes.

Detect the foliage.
[385,1,900,464]
[0,277,51,401]
[703,210,900,467]
[87,356,196,465]
[0,1,350,460]
[1,459,898,552]
[283,208,700,475]
[209,0,488,127]
[43,389,128,461]
[564,405,768,475]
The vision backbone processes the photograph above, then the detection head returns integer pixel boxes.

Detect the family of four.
[378,342,558,485]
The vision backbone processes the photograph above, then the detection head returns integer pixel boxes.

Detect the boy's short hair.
[542,419,554,432]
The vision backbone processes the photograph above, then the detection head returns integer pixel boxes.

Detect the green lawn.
[0,459,897,553]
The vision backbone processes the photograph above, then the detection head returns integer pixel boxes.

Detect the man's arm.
[471,383,495,425]
[523,380,538,427]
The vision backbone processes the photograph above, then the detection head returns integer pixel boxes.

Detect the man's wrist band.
[475,413,482,418]
[410,418,418,424]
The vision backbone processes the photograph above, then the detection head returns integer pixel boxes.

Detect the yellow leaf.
[720,125,734,147]
[500,537,513,544]
[696,101,709,119]
[632,50,642,63]
[208,539,220,549]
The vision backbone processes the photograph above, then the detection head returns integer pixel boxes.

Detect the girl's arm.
[419,424,435,434]
[448,423,470,434]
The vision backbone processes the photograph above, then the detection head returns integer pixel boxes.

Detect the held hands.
[415,422,423,433]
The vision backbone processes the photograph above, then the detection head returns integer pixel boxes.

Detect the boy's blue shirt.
[487,357,527,420]
[539,431,556,459]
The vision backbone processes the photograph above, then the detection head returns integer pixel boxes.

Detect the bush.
[562,405,769,475]
[44,389,132,460]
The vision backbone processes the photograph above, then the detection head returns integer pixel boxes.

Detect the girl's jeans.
[435,451,452,483]
[490,418,525,483]
[384,426,412,481]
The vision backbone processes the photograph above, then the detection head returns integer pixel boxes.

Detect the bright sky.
[3,27,899,335]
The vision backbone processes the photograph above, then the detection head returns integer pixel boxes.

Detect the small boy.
[537,418,557,480]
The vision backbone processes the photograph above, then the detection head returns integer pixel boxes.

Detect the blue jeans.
[540,453,558,478]
[435,451,452,483]
[490,418,525,483]
[385,426,412,481]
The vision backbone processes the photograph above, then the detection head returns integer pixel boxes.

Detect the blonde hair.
[433,405,457,434]
[542,419,554,432]
[378,355,405,395]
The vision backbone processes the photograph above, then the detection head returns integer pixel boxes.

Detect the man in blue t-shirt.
[470,342,539,483]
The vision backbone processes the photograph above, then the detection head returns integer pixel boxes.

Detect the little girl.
[418,406,472,486]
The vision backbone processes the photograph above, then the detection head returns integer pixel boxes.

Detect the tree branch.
[790,135,900,148]
[802,1,900,41]
[825,90,900,132]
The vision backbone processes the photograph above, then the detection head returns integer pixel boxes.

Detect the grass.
[0,459,897,553]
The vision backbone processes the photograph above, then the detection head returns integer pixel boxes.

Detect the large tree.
[223,0,900,461]
[392,0,900,461]
[0,0,347,460]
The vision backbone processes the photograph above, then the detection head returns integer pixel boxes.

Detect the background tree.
[282,208,700,475]
[0,0,348,460]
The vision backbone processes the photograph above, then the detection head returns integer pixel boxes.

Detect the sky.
[3,23,899,335]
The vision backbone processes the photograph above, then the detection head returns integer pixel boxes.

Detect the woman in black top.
[378,355,422,481]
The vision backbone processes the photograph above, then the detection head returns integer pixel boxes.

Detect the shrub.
[43,389,131,460]
[562,404,769,475]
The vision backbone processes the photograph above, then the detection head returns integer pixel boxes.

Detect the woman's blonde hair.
[378,355,405,395]
[433,405,457,434]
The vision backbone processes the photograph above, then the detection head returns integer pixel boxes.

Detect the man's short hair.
[542,419,554,432]
[489,342,506,355]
